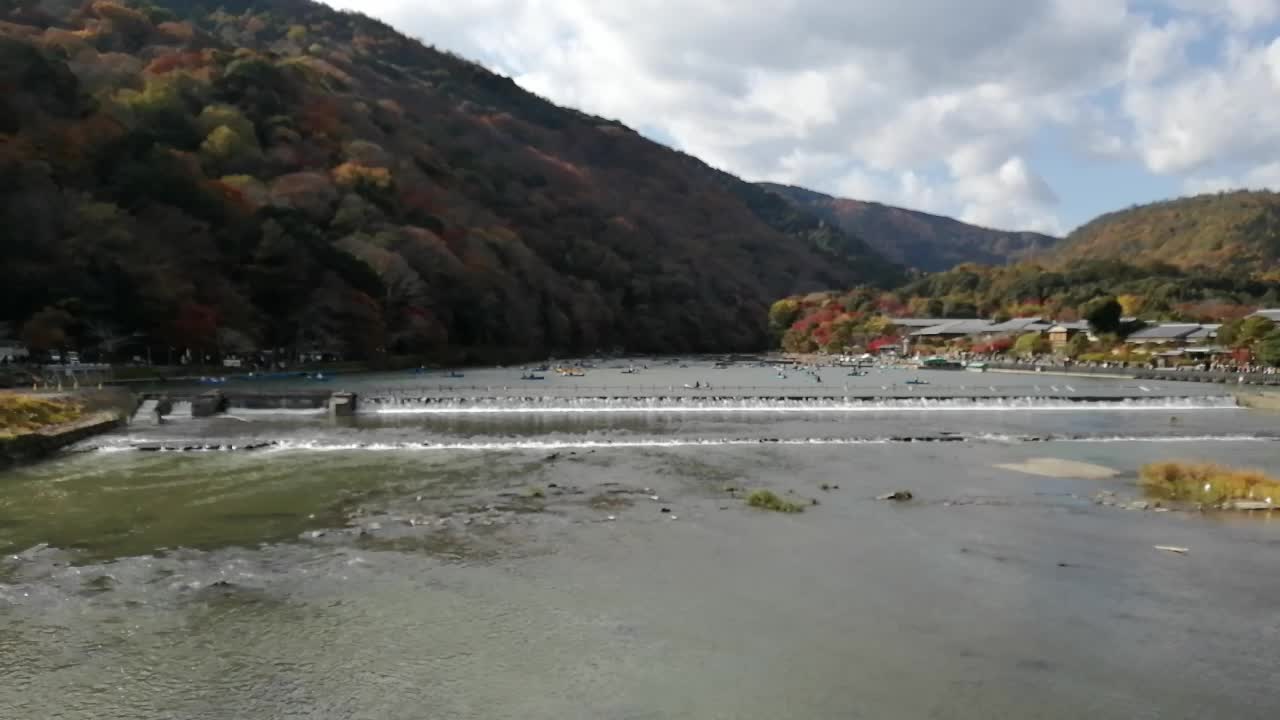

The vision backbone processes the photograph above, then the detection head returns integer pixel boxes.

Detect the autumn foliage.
[0,0,893,364]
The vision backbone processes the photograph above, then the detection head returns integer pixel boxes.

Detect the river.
[3,360,1279,718]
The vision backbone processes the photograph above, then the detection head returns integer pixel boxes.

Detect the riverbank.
[1234,391,1280,411]
[0,391,130,470]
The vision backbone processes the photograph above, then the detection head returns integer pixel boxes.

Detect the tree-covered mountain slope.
[0,0,898,362]
[759,183,1059,272]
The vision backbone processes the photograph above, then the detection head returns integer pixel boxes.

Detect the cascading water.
[362,395,1240,415]
[130,399,194,423]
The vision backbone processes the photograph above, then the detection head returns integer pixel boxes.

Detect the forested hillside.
[759,183,1059,271]
[0,0,897,363]
[1051,191,1280,273]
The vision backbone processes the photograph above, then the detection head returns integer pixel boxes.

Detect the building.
[1125,323,1208,347]
[1184,324,1220,344]
[1249,308,1280,323]
[908,319,996,340]
[904,316,1053,342]
[982,317,1052,338]
[0,341,29,362]
[1047,321,1091,349]
[889,318,959,330]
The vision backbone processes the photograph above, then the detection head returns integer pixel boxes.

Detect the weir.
[126,385,1242,421]
[137,389,334,410]
[362,395,1240,414]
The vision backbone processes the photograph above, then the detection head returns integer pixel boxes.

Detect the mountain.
[0,0,898,363]
[759,183,1059,272]
[1050,190,1280,274]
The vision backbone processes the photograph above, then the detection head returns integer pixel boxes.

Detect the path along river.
[2,360,1279,719]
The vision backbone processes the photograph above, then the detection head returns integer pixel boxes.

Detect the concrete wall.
[0,412,125,470]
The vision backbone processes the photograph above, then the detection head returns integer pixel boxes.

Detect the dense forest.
[759,183,1060,271]
[773,259,1280,355]
[0,0,899,365]
[1049,190,1280,274]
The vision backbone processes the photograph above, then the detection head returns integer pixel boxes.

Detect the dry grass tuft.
[0,393,85,438]
[1139,461,1280,505]
[746,489,806,514]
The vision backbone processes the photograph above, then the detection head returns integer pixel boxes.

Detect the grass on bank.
[746,489,806,514]
[0,393,84,438]
[1140,461,1280,505]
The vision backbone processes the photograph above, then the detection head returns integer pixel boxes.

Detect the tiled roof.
[890,317,968,328]
[985,317,1043,333]
[1185,325,1220,341]
[1048,321,1090,331]
[1127,324,1203,340]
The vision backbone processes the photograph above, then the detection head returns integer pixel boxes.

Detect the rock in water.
[876,491,914,501]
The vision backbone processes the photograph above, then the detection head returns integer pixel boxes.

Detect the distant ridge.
[1050,190,1280,273]
[759,183,1060,272]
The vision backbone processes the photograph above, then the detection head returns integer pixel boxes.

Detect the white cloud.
[328,0,1280,233]
[1164,0,1280,29]
[1127,18,1201,83]
[1124,35,1280,174]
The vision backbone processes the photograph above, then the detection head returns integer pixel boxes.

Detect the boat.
[521,373,545,381]
[620,367,638,374]
[307,373,330,382]
[847,370,867,377]
[197,377,227,385]
[905,378,930,386]
[917,357,965,371]
[966,362,988,373]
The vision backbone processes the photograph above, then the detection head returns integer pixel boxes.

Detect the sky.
[326,0,1280,235]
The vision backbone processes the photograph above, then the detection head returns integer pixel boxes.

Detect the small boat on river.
[917,357,965,371]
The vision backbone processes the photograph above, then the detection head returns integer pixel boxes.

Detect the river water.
[3,361,1279,719]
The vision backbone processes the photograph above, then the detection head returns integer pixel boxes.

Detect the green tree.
[1218,318,1244,346]
[1257,329,1280,367]
[768,299,800,336]
[1083,296,1123,335]
[200,125,259,172]
[196,104,257,142]
[1013,332,1049,357]
[1064,332,1091,359]
[1220,317,1275,348]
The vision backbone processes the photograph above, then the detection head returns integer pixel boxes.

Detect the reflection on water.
[3,363,1280,719]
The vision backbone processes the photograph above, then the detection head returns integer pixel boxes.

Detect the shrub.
[746,489,805,514]
[1139,462,1280,505]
